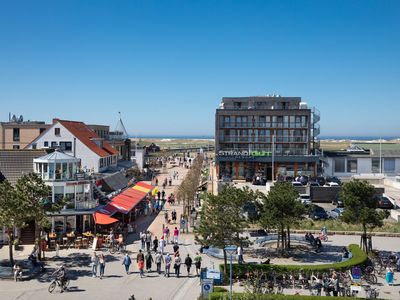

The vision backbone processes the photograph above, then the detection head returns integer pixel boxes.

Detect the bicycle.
[108,242,126,254]
[48,277,70,293]
[363,285,379,299]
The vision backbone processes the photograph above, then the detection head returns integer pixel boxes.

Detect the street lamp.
[224,245,237,300]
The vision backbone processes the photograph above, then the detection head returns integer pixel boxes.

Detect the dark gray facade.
[215,95,320,181]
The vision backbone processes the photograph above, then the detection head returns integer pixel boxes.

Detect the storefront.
[216,150,318,181]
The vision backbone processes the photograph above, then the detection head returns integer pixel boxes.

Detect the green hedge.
[219,244,367,278]
[209,293,355,300]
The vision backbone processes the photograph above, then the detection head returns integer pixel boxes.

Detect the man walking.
[146,231,151,251]
[164,253,172,277]
[173,227,179,244]
[159,236,166,254]
[122,253,132,275]
[184,254,192,277]
[237,245,244,264]
[153,236,159,253]
[155,251,164,274]
[194,253,202,276]
[145,250,154,272]
[174,254,181,278]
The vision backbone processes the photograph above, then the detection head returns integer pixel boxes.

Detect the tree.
[340,179,389,253]
[259,181,306,254]
[0,180,27,268]
[195,185,257,274]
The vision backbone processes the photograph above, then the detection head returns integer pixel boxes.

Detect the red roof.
[54,119,119,157]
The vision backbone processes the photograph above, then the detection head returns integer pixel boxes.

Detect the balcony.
[219,122,308,129]
[220,136,309,143]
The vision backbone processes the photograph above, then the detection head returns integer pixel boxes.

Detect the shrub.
[213,287,228,293]
[209,293,354,300]
[219,244,367,278]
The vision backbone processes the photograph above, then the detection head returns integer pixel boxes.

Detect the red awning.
[136,181,154,190]
[93,212,119,225]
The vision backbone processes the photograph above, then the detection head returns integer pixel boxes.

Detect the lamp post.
[224,245,237,300]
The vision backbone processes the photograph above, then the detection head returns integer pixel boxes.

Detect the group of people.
[121,249,202,278]
[305,232,323,252]
[90,252,106,279]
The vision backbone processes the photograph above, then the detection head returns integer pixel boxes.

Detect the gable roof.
[0,150,47,185]
[55,119,119,158]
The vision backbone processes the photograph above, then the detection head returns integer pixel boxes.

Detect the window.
[60,141,72,151]
[13,145,20,149]
[334,157,345,173]
[347,159,358,173]
[44,141,49,147]
[51,141,58,148]
[32,143,37,149]
[384,158,395,173]
[13,128,20,141]
[371,158,380,173]
[54,128,60,136]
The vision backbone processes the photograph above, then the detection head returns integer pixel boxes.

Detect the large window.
[60,141,72,151]
[372,158,380,173]
[384,158,395,173]
[334,157,345,173]
[347,159,358,173]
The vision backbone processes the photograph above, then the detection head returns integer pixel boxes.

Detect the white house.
[27,119,119,173]
[322,143,400,178]
[33,150,96,234]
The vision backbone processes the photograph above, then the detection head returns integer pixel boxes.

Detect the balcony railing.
[219,122,308,129]
[220,136,309,143]
[218,148,312,156]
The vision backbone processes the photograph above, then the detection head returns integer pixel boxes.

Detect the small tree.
[195,185,256,274]
[340,179,389,253]
[259,181,306,254]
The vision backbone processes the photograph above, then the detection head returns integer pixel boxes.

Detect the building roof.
[0,150,47,185]
[55,119,119,157]
[324,143,400,158]
[34,150,80,163]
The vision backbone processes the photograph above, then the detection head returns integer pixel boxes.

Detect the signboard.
[217,150,272,158]
[206,269,221,280]
[202,278,214,297]
[92,237,98,251]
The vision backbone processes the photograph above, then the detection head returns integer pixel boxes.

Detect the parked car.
[298,194,312,205]
[292,181,303,187]
[325,182,339,187]
[309,205,328,220]
[326,176,342,185]
[332,193,344,207]
[309,181,320,187]
[375,195,395,209]
[327,207,345,219]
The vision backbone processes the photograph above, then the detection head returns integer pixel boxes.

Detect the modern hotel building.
[215,95,320,181]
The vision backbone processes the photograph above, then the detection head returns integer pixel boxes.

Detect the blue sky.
[0,0,399,137]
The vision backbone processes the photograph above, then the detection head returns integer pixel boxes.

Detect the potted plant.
[13,238,20,251]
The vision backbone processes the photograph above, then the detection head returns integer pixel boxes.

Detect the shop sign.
[217,150,272,157]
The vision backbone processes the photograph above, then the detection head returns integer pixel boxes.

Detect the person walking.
[173,227,179,244]
[91,252,99,278]
[122,253,132,275]
[172,210,177,223]
[194,253,202,276]
[137,250,145,278]
[146,231,152,251]
[145,251,154,272]
[237,245,244,264]
[140,231,146,250]
[165,253,172,277]
[98,253,106,279]
[174,254,181,278]
[155,251,164,274]
[163,226,170,244]
[173,243,179,256]
[159,236,166,254]
[153,236,159,253]
[184,254,192,277]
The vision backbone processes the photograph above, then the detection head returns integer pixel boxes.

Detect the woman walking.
[91,252,99,278]
[99,253,106,279]
[165,253,172,277]
[145,251,154,272]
